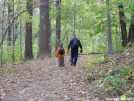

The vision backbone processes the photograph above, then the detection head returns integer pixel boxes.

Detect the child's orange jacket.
[56,47,65,57]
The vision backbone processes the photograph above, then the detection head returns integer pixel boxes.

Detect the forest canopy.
[0,0,134,64]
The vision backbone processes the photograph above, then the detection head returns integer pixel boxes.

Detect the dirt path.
[0,55,94,101]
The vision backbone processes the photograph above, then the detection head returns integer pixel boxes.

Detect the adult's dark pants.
[71,49,78,65]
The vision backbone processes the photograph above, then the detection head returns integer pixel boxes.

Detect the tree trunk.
[38,0,50,59]
[118,3,128,47]
[8,3,12,46]
[25,0,34,60]
[74,0,76,34]
[12,0,15,62]
[19,0,23,60]
[20,17,23,60]
[106,0,113,53]
[55,0,61,50]
[0,0,6,67]
[128,11,134,43]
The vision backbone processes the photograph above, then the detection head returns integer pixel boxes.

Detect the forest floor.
[0,49,134,101]
[0,55,96,101]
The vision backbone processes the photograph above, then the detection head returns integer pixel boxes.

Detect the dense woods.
[0,0,134,100]
[0,0,134,63]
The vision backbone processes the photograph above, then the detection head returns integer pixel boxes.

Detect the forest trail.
[0,55,95,101]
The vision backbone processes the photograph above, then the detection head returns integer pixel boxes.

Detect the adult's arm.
[78,40,82,49]
[68,40,72,50]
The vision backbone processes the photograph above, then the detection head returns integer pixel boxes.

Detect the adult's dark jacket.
[68,38,82,53]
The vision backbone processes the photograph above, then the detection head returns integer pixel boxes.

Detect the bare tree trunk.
[0,0,6,67]
[12,0,15,62]
[19,17,23,60]
[106,0,113,53]
[74,0,76,34]
[49,4,52,57]
[38,0,50,59]
[55,0,61,50]
[128,11,134,43]
[92,36,94,53]
[25,0,34,60]
[8,2,12,46]
[19,0,22,60]
[118,3,128,47]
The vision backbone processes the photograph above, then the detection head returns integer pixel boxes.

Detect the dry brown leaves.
[0,55,96,101]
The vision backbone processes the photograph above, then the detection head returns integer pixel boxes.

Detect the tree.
[128,11,134,43]
[38,0,50,59]
[106,0,113,53]
[8,2,12,46]
[19,0,23,60]
[0,0,6,67]
[25,0,34,60]
[55,0,61,50]
[118,3,127,47]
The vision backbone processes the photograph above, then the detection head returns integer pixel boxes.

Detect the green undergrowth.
[84,55,134,100]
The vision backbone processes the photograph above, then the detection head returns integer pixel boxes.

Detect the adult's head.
[73,34,76,38]
[60,43,63,47]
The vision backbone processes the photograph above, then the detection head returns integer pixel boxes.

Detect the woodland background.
[0,0,134,65]
[0,0,134,100]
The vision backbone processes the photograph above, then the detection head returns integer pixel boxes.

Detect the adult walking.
[68,34,82,66]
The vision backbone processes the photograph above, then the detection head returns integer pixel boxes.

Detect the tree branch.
[0,0,58,48]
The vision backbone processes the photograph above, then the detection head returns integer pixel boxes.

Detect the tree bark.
[55,0,61,50]
[8,2,12,46]
[128,11,134,43]
[0,0,6,67]
[106,0,113,53]
[118,3,128,47]
[25,0,34,60]
[38,0,50,59]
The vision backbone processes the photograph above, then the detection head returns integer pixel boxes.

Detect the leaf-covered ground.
[1,49,134,101]
[84,49,134,100]
[0,55,95,101]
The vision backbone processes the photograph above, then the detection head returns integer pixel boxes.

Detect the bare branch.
[0,0,58,48]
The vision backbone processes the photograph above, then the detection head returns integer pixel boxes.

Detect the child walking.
[56,43,65,68]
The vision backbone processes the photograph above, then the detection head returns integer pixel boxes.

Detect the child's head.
[60,43,63,47]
